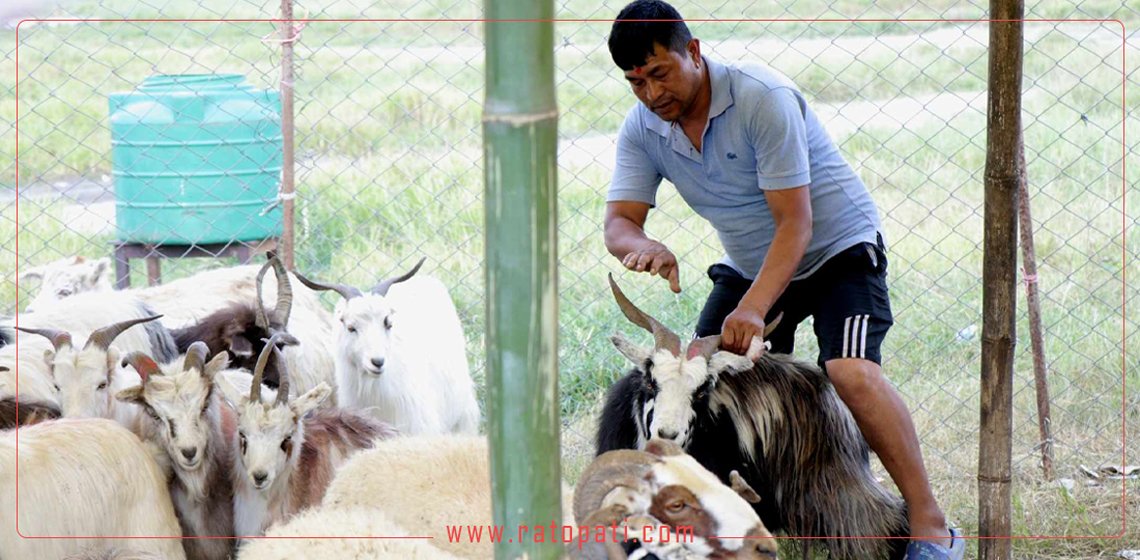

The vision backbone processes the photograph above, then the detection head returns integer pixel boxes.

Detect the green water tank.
[109,74,283,244]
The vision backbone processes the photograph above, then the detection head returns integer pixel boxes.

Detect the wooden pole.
[482,3,561,559]
[979,5,1024,559]
[278,0,296,269]
[1016,150,1055,481]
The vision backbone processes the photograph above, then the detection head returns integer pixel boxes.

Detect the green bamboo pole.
[979,3,1024,559]
[482,3,562,559]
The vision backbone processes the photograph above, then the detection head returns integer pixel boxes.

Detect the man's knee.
[824,358,885,400]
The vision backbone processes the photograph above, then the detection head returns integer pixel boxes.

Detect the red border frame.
[11,16,1128,547]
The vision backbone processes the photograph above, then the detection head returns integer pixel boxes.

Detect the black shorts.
[694,235,894,367]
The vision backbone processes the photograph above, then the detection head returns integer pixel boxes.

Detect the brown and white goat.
[215,334,397,538]
[573,438,778,560]
[116,343,237,560]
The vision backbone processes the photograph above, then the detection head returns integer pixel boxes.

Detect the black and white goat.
[116,343,237,560]
[597,275,909,560]
[216,334,397,538]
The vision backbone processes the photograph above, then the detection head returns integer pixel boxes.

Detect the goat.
[0,365,60,428]
[19,254,112,312]
[294,257,480,435]
[116,343,237,560]
[321,434,573,560]
[214,334,397,538]
[15,315,171,427]
[573,438,777,560]
[0,418,186,559]
[235,507,462,560]
[596,274,909,560]
[172,257,300,391]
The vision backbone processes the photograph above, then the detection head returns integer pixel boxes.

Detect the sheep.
[572,438,778,560]
[214,334,397,539]
[116,343,238,560]
[320,433,573,560]
[0,418,186,560]
[294,257,480,435]
[14,314,172,428]
[19,254,112,312]
[597,274,909,560]
[235,507,462,560]
[172,256,305,392]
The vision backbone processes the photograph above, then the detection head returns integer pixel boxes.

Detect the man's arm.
[604,201,681,293]
[720,185,812,354]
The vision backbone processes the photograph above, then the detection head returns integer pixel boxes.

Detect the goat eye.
[280,436,292,452]
[52,384,60,392]
[97,381,108,390]
[239,433,248,452]
[383,316,392,330]
[346,325,357,334]
[667,501,687,513]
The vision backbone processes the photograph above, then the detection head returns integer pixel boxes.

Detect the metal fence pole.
[979,5,1025,559]
[278,0,296,269]
[482,3,562,560]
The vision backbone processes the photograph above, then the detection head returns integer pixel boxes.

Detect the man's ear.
[687,38,701,65]
[610,332,651,366]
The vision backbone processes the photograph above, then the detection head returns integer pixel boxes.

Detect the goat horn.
[250,332,290,403]
[763,312,783,338]
[254,260,273,331]
[607,273,681,357]
[271,343,290,406]
[684,312,785,361]
[183,341,210,373]
[85,315,163,351]
[371,257,426,296]
[291,271,363,301]
[14,326,73,351]
[123,352,160,383]
[270,256,293,329]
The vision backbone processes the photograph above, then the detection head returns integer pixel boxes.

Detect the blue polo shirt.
[608,57,882,280]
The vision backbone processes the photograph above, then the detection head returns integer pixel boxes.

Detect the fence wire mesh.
[2,0,1136,555]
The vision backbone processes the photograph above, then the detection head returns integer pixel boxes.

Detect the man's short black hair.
[607,0,692,71]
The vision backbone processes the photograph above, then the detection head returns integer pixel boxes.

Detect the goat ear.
[42,349,55,368]
[729,470,762,504]
[290,382,332,417]
[204,352,229,379]
[115,385,146,405]
[228,336,253,358]
[708,351,753,377]
[610,332,651,366]
[86,258,111,285]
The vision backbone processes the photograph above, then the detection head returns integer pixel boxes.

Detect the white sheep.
[215,336,397,538]
[0,418,186,560]
[116,343,238,560]
[19,254,112,312]
[295,258,480,435]
[235,507,461,560]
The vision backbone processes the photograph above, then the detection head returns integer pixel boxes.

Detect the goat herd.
[0,255,913,560]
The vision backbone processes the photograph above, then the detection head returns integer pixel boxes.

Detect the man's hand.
[621,241,681,293]
[720,303,766,359]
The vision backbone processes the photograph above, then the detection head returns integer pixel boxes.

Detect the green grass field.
[1,5,1137,557]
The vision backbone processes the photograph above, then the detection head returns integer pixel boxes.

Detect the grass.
[2,7,1137,558]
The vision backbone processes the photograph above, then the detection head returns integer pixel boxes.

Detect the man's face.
[623,40,702,122]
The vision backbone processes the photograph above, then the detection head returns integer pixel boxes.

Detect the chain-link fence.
[3,0,1136,556]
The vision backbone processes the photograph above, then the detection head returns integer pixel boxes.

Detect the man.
[602,1,964,558]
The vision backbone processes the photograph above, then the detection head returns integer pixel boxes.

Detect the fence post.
[278,0,296,269]
[482,3,562,560]
[979,4,1024,559]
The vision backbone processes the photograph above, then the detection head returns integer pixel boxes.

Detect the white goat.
[0,418,186,560]
[215,337,397,538]
[116,343,237,560]
[19,254,112,312]
[295,258,480,435]
[321,434,573,560]
[235,507,462,560]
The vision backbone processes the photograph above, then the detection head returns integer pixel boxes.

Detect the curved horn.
[271,343,290,406]
[254,260,273,331]
[123,352,161,383]
[684,312,784,361]
[269,256,293,328]
[85,315,163,350]
[371,257,426,296]
[606,273,681,357]
[183,341,210,373]
[249,332,290,403]
[291,271,363,301]
[14,326,73,351]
